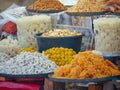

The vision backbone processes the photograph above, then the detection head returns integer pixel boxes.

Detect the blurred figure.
[102,0,120,12]
[0,0,18,11]
[0,0,35,12]
[16,0,35,6]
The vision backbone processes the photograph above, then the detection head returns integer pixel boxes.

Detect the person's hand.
[102,0,120,12]
[0,77,5,81]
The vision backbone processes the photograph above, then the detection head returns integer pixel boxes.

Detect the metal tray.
[26,8,64,13]
[114,12,120,16]
[0,72,53,78]
[48,74,119,83]
[66,11,120,16]
[112,76,120,85]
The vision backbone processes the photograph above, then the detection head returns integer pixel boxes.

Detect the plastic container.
[35,34,82,53]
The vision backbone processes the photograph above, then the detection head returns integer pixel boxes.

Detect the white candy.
[0,52,57,75]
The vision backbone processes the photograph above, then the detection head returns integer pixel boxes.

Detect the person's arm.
[102,0,120,12]
[0,77,5,81]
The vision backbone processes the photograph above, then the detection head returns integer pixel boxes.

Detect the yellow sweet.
[20,47,37,53]
[44,47,76,66]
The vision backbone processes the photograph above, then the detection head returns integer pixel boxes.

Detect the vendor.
[0,0,35,12]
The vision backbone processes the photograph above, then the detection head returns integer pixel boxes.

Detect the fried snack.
[27,0,67,11]
[67,0,106,13]
[53,51,120,79]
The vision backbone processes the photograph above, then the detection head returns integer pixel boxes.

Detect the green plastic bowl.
[35,34,82,52]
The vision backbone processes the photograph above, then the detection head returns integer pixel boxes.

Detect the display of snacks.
[41,29,81,37]
[53,51,120,79]
[20,47,37,53]
[94,17,120,54]
[44,47,76,66]
[0,37,21,57]
[0,52,57,75]
[0,1,119,87]
[27,0,67,12]
[67,0,106,13]
[17,15,52,48]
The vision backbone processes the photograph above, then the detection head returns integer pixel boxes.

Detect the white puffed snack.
[94,18,120,54]
[0,52,57,75]
[17,15,52,48]
[0,53,10,62]
[0,37,21,57]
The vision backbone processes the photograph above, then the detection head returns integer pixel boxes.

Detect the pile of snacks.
[20,47,37,53]
[94,18,120,54]
[0,52,57,74]
[0,37,21,57]
[42,29,81,37]
[17,15,51,48]
[53,51,120,79]
[27,0,67,11]
[67,0,106,13]
[44,47,76,66]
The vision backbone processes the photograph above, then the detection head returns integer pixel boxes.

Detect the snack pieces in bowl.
[35,29,82,52]
[53,51,120,79]
[0,52,57,74]
[44,47,76,66]
[41,29,81,37]
[27,0,67,11]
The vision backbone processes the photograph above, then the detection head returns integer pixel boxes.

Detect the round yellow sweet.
[44,47,76,66]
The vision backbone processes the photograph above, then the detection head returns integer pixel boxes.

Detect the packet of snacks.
[93,17,120,55]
